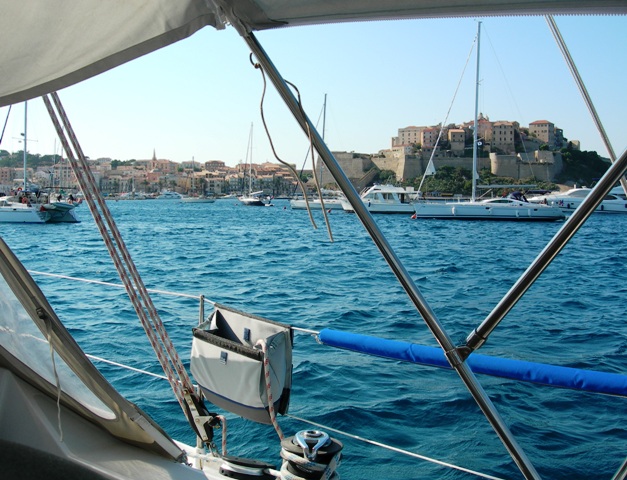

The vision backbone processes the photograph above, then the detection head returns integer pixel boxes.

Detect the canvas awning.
[1,0,626,107]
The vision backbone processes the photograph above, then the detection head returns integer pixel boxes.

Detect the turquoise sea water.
[1,198,626,479]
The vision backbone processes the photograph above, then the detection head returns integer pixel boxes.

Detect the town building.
[528,120,555,146]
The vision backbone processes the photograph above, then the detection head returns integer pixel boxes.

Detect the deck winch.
[280,430,343,479]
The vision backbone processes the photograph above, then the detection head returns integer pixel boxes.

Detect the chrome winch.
[280,430,343,479]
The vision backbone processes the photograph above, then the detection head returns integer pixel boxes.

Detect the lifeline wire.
[286,414,503,480]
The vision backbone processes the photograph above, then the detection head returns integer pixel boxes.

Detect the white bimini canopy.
[1,0,626,107]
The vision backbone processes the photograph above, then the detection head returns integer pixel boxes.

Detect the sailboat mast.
[471,21,481,202]
[248,123,253,194]
[320,93,327,180]
[322,93,327,140]
[23,101,27,190]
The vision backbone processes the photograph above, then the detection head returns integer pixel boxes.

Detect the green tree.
[375,169,396,184]
[556,147,609,186]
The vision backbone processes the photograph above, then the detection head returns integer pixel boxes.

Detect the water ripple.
[2,199,625,479]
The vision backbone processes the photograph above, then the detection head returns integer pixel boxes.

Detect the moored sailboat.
[0,102,79,223]
[413,23,565,222]
[239,123,266,206]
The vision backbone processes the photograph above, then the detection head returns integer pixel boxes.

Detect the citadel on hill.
[316,115,578,191]
[0,115,580,197]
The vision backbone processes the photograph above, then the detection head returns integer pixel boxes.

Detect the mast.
[320,93,327,181]
[322,93,327,141]
[471,21,481,202]
[248,123,253,194]
[23,101,27,190]
[191,156,195,193]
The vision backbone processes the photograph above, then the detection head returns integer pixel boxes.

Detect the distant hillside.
[0,150,62,168]
[404,165,559,197]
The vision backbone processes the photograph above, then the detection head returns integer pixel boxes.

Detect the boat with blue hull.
[0,2,626,480]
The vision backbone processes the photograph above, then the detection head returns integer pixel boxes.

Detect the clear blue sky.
[1,15,625,168]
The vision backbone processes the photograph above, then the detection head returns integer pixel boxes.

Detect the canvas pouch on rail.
[190,303,293,425]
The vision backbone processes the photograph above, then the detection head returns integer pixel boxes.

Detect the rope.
[217,415,228,455]
[255,338,284,441]
[250,54,334,242]
[279,449,340,480]
[46,317,64,442]
[42,93,195,417]
[294,101,326,197]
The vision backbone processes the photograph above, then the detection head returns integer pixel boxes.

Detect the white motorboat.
[341,184,416,214]
[0,197,50,223]
[156,190,183,200]
[0,103,79,224]
[1,3,626,480]
[0,194,80,223]
[290,190,345,210]
[610,185,627,199]
[528,187,627,214]
[118,192,146,200]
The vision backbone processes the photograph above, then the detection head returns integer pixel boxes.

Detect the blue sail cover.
[318,329,627,397]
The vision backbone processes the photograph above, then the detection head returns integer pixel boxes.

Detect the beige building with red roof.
[529,120,555,146]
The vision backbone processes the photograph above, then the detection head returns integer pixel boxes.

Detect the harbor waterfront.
[1,198,625,479]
